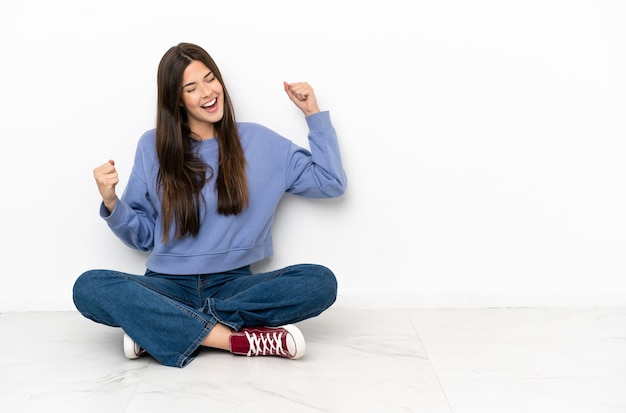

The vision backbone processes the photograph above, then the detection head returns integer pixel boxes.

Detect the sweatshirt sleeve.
[99,144,157,252]
[285,111,347,198]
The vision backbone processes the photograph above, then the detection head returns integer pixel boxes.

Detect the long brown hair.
[156,43,248,242]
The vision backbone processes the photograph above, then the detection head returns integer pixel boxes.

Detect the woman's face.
[180,60,225,139]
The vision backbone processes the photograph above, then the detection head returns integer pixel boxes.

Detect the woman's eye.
[186,88,196,93]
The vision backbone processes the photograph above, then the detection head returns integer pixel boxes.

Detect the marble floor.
[0,307,625,413]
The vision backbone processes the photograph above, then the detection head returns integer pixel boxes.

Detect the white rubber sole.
[123,332,143,359]
[282,324,306,359]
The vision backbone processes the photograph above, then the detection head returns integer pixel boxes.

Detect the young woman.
[72,43,347,368]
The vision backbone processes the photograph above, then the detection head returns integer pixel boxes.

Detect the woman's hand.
[283,81,320,116]
[93,159,119,213]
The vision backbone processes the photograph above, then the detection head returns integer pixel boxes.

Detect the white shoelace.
[244,330,288,356]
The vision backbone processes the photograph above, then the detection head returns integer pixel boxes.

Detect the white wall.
[1,0,624,311]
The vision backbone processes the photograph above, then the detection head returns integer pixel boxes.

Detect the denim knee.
[72,270,116,321]
[72,270,95,311]
[306,264,338,308]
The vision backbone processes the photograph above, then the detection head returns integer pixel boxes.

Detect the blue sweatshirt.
[101,111,346,275]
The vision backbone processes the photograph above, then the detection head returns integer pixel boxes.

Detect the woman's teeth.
[202,99,217,108]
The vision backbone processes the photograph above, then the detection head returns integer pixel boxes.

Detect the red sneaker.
[229,324,306,359]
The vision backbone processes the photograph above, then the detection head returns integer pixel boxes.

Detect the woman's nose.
[199,83,211,97]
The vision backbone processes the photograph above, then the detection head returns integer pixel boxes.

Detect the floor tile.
[409,308,626,339]
[421,337,626,379]
[440,377,626,413]
[1,308,625,413]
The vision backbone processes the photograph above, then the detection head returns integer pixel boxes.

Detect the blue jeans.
[72,264,337,367]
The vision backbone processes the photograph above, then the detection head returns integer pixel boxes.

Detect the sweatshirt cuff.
[99,197,123,226]
[305,110,332,133]
[99,201,113,218]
